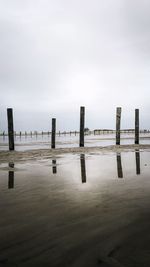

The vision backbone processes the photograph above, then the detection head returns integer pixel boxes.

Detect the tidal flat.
[0,149,150,266]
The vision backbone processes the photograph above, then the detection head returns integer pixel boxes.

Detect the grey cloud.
[0,0,150,131]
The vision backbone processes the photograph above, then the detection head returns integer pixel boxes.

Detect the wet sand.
[0,148,150,266]
[0,144,150,163]
[1,133,150,151]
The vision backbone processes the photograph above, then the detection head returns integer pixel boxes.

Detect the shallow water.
[0,133,150,151]
[0,151,150,266]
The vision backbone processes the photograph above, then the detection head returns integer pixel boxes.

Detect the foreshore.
[0,145,150,266]
[0,144,150,163]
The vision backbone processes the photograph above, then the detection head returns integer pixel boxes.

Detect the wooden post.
[79,106,85,147]
[7,108,15,151]
[135,109,139,144]
[116,107,122,145]
[51,118,56,149]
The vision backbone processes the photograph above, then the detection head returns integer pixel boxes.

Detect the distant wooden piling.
[116,107,122,145]
[7,108,15,151]
[51,118,56,149]
[79,106,85,147]
[135,109,139,144]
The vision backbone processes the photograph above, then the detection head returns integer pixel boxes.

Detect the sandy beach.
[0,144,150,163]
[1,0,150,265]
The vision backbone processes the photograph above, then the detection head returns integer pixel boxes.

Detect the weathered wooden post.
[51,118,56,149]
[135,109,139,144]
[7,108,15,151]
[116,107,122,145]
[79,106,85,147]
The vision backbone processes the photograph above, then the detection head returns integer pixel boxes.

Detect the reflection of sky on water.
[0,133,150,151]
[0,151,149,191]
[0,151,150,266]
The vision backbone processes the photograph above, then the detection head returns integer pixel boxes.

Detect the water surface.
[0,151,150,266]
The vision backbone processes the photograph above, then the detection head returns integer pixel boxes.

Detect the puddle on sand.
[0,151,150,266]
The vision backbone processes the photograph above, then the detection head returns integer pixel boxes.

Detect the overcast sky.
[0,0,150,131]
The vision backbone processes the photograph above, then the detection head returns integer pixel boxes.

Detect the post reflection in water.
[52,159,57,174]
[8,162,14,189]
[116,153,123,178]
[80,154,86,183]
[135,150,140,175]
